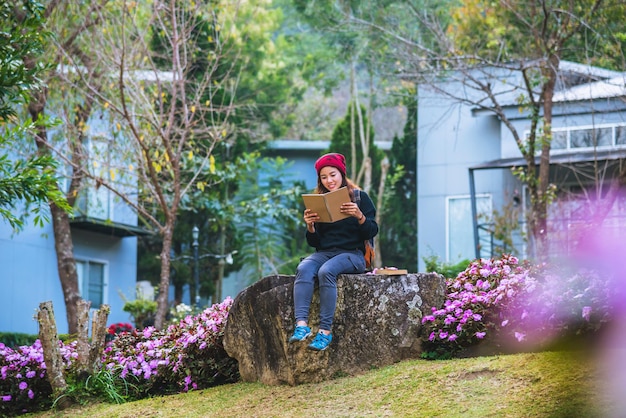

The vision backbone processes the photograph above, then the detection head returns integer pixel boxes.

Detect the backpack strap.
[354,189,374,249]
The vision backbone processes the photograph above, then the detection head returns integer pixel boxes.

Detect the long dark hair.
[315,174,360,202]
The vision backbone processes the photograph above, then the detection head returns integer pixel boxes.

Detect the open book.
[302,186,351,223]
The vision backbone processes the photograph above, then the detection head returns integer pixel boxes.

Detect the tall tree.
[348,0,626,260]
[133,1,307,307]
[49,0,303,328]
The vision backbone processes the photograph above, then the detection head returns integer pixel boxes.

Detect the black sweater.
[305,189,378,254]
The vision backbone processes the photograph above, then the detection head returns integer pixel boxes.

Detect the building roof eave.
[70,216,152,237]
[470,148,626,170]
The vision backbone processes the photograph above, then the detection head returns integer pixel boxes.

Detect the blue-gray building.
[417,61,626,270]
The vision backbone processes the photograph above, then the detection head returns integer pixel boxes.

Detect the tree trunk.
[154,223,175,329]
[75,300,91,376]
[374,157,389,268]
[534,56,559,261]
[350,63,357,181]
[37,302,72,410]
[29,90,82,335]
[89,305,110,373]
[52,204,82,334]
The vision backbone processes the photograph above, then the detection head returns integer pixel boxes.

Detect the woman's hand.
[340,202,364,223]
[304,209,319,232]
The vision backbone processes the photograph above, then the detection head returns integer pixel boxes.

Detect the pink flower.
[18,381,27,390]
[515,332,526,342]
[475,332,486,339]
[2,395,11,402]
[582,306,592,321]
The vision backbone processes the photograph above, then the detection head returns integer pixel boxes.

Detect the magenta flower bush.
[497,267,614,348]
[421,254,615,358]
[1,297,238,415]
[103,297,238,396]
[0,339,78,416]
[421,254,530,356]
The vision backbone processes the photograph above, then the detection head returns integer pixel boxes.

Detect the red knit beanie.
[314,153,347,176]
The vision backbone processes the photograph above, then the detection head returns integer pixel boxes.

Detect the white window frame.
[525,122,626,154]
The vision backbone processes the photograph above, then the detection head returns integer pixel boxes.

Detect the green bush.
[122,299,157,329]
[0,332,38,348]
[423,255,471,279]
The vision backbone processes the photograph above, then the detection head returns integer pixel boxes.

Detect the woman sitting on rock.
[290,152,378,351]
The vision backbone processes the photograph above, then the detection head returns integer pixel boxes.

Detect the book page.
[302,187,351,223]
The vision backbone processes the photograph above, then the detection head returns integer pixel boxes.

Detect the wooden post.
[37,301,72,410]
[89,304,110,373]
[76,299,91,376]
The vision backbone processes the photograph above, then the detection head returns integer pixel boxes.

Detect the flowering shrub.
[1,297,238,414]
[103,297,238,396]
[421,254,615,358]
[496,267,614,348]
[421,254,530,357]
[0,340,78,416]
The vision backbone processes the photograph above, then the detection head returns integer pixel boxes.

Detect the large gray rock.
[223,273,445,385]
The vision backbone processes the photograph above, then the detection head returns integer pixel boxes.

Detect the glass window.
[447,195,492,263]
[596,127,612,147]
[617,126,626,145]
[570,129,589,148]
[76,260,106,309]
[570,127,612,148]
[552,131,567,149]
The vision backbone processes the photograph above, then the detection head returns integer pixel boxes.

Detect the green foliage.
[0,124,72,230]
[380,96,417,270]
[59,369,140,407]
[0,0,49,120]
[0,0,71,230]
[234,156,307,278]
[449,0,626,70]
[423,254,470,279]
[137,152,306,295]
[0,332,38,348]
[122,299,157,329]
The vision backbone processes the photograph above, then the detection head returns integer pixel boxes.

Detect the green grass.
[27,350,616,417]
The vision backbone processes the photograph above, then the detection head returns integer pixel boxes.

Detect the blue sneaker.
[289,325,312,343]
[308,332,332,351]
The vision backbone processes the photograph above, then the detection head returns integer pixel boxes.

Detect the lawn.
[27,349,618,417]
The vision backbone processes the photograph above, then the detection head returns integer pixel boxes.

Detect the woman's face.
[319,166,343,191]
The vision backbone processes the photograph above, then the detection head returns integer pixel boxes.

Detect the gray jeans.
[294,248,365,331]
